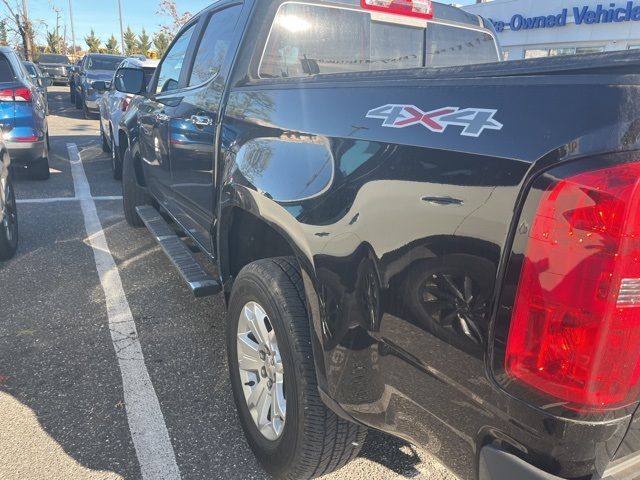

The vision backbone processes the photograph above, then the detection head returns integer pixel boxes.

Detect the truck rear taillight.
[360,0,433,19]
[505,162,640,411]
[0,87,32,102]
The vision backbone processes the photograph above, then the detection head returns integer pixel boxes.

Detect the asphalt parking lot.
[0,86,457,480]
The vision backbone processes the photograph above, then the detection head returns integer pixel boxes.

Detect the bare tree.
[157,0,192,39]
[1,0,35,60]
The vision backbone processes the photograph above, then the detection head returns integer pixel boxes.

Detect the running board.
[136,205,221,298]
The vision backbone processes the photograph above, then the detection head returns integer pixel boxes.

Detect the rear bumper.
[84,92,101,111]
[602,452,640,480]
[479,446,563,480]
[85,99,99,111]
[6,140,46,164]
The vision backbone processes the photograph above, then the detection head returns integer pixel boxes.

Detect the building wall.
[462,0,640,60]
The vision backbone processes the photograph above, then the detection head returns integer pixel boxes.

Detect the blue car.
[0,47,49,180]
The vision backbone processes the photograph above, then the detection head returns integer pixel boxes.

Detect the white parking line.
[67,143,181,480]
[17,196,122,204]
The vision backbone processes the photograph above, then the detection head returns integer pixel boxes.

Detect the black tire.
[0,171,18,260]
[122,147,149,227]
[75,91,82,109]
[28,139,50,180]
[111,134,122,180]
[100,122,110,152]
[227,257,367,480]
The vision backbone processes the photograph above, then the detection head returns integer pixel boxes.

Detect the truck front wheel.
[227,257,367,480]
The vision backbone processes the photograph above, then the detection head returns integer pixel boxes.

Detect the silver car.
[98,57,158,180]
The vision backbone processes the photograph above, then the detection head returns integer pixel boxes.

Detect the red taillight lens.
[506,162,640,411]
[0,88,14,101]
[0,87,32,102]
[13,87,32,102]
[360,0,433,19]
[13,135,39,142]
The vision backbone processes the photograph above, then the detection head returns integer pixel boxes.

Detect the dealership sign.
[490,1,640,32]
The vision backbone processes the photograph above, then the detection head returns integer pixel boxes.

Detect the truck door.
[166,4,243,254]
[138,21,198,203]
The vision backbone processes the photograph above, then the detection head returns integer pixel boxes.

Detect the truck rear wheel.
[227,257,367,480]
[122,148,149,227]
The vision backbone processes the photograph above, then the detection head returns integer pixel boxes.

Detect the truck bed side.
[218,52,640,479]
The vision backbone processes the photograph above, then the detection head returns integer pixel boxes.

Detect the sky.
[24,0,478,48]
[26,0,213,47]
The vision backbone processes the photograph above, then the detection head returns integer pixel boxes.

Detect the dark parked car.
[0,137,17,260]
[68,57,83,101]
[115,1,640,479]
[72,53,123,118]
[23,61,50,115]
[35,53,70,85]
[0,47,50,180]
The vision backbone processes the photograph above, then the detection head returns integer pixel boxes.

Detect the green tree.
[105,34,119,54]
[123,26,138,55]
[45,30,63,53]
[0,20,7,47]
[85,29,101,53]
[153,31,169,57]
[136,28,151,56]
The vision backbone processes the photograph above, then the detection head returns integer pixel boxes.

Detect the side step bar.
[136,205,222,298]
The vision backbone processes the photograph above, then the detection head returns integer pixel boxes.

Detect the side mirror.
[114,67,145,95]
[92,80,108,91]
[39,77,53,87]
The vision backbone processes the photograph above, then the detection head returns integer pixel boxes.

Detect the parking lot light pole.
[118,0,125,56]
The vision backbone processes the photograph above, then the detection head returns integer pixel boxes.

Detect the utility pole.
[69,0,76,59]
[117,0,125,56]
[21,0,33,60]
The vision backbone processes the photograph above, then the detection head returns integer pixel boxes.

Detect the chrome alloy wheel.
[237,301,286,441]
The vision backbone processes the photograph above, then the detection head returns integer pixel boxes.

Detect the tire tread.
[237,257,367,480]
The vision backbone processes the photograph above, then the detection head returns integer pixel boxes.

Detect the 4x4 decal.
[366,104,503,137]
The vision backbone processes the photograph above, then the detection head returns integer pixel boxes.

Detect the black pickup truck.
[114,1,640,479]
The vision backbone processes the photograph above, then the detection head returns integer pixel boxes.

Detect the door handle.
[156,112,169,122]
[190,115,213,127]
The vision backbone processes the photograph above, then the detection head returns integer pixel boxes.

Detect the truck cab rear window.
[426,23,499,68]
[259,3,499,79]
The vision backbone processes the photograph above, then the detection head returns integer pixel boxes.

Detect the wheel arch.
[218,196,330,393]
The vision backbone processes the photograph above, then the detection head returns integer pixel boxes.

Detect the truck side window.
[155,23,196,94]
[426,23,499,67]
[188,5,242,86]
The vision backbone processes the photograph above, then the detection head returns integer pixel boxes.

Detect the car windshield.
[38,54,69,64]
[23,63,37,76]
[87,56,124,71]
